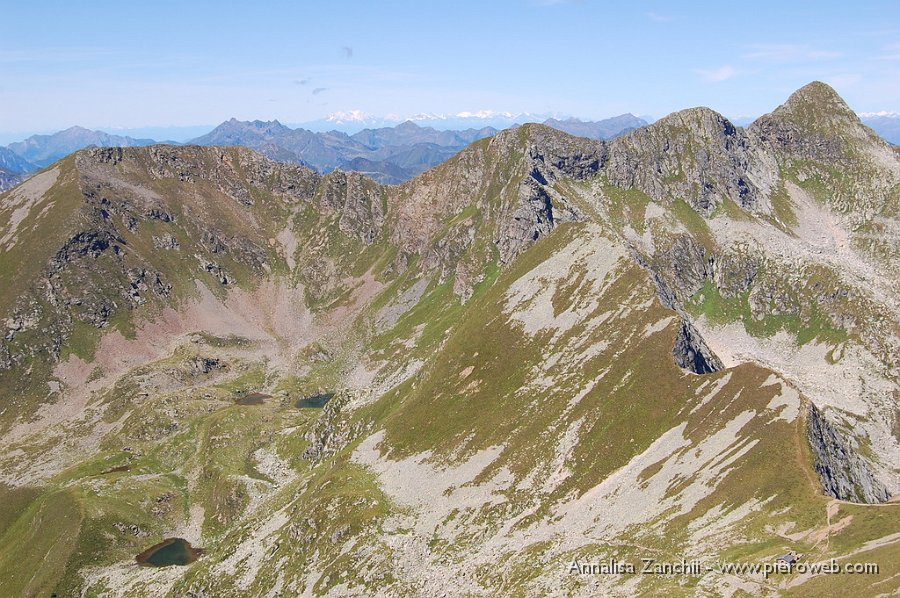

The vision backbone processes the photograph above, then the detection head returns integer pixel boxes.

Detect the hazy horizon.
[3,0,899,141]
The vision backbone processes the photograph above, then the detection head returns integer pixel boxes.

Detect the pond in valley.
[136,538,202,567]
[295,392,335,408]
[235,392,271,406]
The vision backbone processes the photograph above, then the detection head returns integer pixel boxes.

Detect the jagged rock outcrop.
[807,403,890,504]
[709,247,760,298]
[606,107,779,215]
[302,392,371,462]
[492,126,600,264]
[649,234,713,300]
[315,170,386,244]
[672,319,723,374]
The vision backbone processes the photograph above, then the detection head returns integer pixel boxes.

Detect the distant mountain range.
[188,119,502,183]
[542,114,647,139]
[0,115,649,189]
[7,126,156,168]
[298,110,548,132]
[860,113,900,144]
[3,110,897,192]
[0,148,37,191]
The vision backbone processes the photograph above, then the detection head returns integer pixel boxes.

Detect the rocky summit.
[0,82,898,596]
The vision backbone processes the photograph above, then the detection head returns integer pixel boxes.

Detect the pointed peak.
[786,81,846,105]
[773,81,857,122]
[749,81,891,163]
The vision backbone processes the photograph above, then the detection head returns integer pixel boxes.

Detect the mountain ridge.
[0,81,898,596]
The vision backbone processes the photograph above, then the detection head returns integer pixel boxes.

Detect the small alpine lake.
[295,392,335,408]
[135,538,202,567]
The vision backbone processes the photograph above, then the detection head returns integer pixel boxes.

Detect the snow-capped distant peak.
[454,110,516,119]
[859,111,900,118]
[407,112,446,121]
[325,110,375,124]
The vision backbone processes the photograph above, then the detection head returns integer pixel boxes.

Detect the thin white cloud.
[697,65,737,82]
[742,44,842,63]
[646,11,672,22]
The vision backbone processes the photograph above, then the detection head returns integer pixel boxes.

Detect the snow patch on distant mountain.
[859,111,900,118]
[859,111,900,144]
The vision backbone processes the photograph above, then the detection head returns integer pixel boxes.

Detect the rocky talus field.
[0,82,898,597]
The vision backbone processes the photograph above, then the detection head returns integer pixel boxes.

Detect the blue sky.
[2,0,899,139]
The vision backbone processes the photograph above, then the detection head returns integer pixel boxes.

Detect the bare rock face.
[672,319,723,374]
[807,403,890,503]
[709,247,760,299]
[315,170,386,244]
[651,234,713,300]
[486,125,599,266]
[302,392,371,463]
[606,107,779,215]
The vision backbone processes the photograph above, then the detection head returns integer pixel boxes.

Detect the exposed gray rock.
[188,356,224,375]
[672,319,724,374]
[152,234,180,250]
[197,256,234,285]
[750,81,857,163]
[606,107,779,215]
[316,170,386,244]
[807,403,890,504]
[302,392,371,463]
[710,248,760,299]
[493,125,597,265]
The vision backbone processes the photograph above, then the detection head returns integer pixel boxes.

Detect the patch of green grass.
[769,179,799,229]
[600,184,653,232]
[0,488,83,598]
[687,280,849,346]
[717,195,753,222]
[672,197,715,249]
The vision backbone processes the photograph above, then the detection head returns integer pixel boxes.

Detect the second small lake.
[295,392,335,408]
[236,392,271,406]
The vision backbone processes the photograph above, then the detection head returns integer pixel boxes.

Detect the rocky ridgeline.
[1,82,897,503]
[607,107,779,215]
